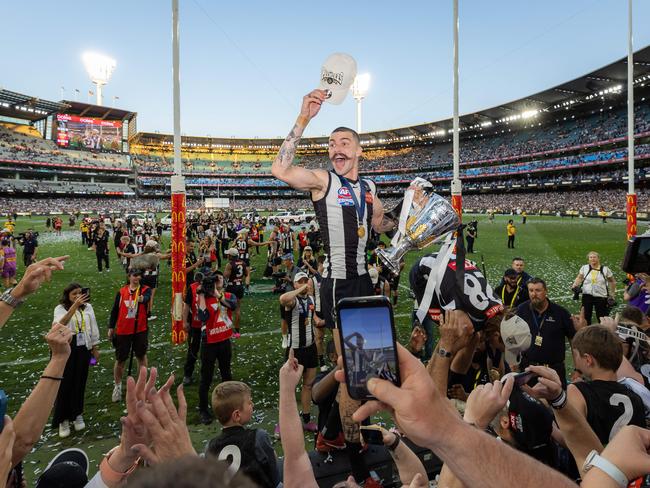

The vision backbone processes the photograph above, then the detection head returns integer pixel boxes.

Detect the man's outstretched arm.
[271,90,328,194]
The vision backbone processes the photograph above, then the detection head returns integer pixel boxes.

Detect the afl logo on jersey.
[337,187,354,206]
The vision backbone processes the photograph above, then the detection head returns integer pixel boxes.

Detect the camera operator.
[18,229,38,267]
[197,270,237,425]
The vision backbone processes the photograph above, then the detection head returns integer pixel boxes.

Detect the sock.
[393,295,398,305]
[318,354,324,366]
[301,412,310,424]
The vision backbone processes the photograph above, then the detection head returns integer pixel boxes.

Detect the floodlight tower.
[82,52,116,106]
[352,74,370,133]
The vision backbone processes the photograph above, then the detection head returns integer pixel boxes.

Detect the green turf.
[0,213,640,481]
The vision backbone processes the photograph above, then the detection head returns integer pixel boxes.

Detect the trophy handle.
[377,240,411,276]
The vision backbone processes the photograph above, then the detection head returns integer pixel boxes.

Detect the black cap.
[507,387,554,464]
[36,448,89,488]
[504,268,519,277]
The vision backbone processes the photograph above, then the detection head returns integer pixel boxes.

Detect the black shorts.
[286,343,318,369]
[226,284,245,300]
[114,331,148,362]
[142,274,158,289]
[319,274,374,329]
[388,273,401,291]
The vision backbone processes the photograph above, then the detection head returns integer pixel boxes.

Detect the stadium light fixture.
[351,73,371,133]
[82,51,116,106]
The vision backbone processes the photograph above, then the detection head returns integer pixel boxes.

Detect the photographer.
[197,270,237,425]
[572,251,616,324]
[18,229,38,267]
[51,283,100,437]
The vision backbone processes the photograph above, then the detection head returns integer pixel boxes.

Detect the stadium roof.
[61,101,137,122]
[0,89,69,121]
[131,46,650,150]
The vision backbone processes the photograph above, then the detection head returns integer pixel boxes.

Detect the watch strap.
[584,450,628,488]
[100,447,140,484]
[438,347,452,358]
[0,288,23,308]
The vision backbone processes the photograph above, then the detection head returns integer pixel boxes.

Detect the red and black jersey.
[229,258,247,285]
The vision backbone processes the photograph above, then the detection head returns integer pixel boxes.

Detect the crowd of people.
[3,90,650,487]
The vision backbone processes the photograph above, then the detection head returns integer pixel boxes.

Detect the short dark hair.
[572,325,623,372]
[527,277,547,290]
[331,126,360,144]
[512,257,524,263]
[620,305,644,326]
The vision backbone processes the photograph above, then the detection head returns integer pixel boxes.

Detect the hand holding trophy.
[378,178,460,275]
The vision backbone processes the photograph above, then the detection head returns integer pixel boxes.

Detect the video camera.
[623,233,650,274]
[17,231,39,241]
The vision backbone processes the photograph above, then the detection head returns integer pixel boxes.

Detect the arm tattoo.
[277,124,303,169]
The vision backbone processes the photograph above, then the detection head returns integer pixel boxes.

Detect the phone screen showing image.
[338,299,400,400]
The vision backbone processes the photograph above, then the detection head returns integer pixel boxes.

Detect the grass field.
[0,213,641,481]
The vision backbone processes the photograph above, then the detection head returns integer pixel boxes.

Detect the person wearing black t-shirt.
[92,222,110,272]
[19,229,38,267]
[183,239,202,289]
[568,325,646,444]
[495,268,529,309]
[516,278,581,387]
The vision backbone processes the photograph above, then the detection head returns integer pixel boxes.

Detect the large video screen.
[56,113,123,152]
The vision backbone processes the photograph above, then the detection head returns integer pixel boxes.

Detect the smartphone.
[360,424,385,445]
[0,389,7,432]
[336,296,401,401]
[508,371,539,387]
[81,287,91,300]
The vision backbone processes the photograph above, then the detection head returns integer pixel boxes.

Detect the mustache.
[331,153,348,160]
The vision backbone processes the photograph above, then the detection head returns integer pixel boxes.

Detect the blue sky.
[340,307,394,351]
[2,1,649,138]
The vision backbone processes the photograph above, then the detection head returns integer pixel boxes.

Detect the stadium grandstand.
[1,47,650,217]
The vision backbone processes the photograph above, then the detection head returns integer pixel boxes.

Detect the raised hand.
[300,90,327,122]
[463,377,514,429]
[45,322,73,360]
[13,256,69,299]
[279,349,304,392]
[439,310,475,354]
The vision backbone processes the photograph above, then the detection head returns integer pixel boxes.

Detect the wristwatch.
[437,347,452,358]
[583,450,628,487]
[0,288,23,309]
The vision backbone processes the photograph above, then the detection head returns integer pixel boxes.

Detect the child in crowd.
[205,381,281,488]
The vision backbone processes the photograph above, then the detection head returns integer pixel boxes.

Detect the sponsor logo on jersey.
[337,187,354,206]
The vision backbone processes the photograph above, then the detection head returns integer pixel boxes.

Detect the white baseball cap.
[500,315,532,366]
[293,271,309,283]
[319,53,357,105]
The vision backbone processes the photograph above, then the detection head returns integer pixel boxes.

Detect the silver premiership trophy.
[378,182,460,275]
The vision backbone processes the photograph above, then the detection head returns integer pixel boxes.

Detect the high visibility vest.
[116,285,149,335]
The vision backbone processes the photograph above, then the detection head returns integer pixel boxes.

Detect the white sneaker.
[73,415,85,431]
[59,420,70,438]
[281,335,288,348]
[112,383,122,402]
[149,315,157,321]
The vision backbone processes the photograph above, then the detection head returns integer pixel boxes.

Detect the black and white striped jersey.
[312,171,377,280]
[287,295,315,349]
